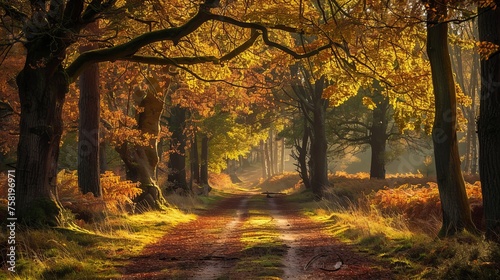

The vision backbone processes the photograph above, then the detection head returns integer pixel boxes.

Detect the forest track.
[119,193,394,279]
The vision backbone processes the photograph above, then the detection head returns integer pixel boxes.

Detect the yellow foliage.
[476,41,500,60]
[362,96,377,110]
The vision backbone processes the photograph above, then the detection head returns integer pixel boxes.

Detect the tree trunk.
[478,1,500,242]
[369,94,389,179]
[99,139,107,174]
[269,129,275,176]
[167,105,189,194]
[309,76,329,199]
[16,46,68,226]
[280,138,285,174]
[260,140,268,179]
[200,134,210,190]
[426,1,476,237]
[117,90,165,211]
[78,28,101,196]
[296,120,311,189]
[264,140,272,178]
[272,131,279,174]
[191,133,200,184]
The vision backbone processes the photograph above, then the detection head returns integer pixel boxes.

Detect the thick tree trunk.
[16,47,67,226]
[309,77,329,199]
[369,95,388,179]
[78,35,101,197]
[478,1,500,242]
[426,1,476,237]
[167,105,189,194]
[117,91,165,211]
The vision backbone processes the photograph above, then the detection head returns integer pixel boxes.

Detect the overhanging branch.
[66,7,332,82]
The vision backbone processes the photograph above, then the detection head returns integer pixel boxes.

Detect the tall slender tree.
[425,0,476,236]
[78,22,101,197]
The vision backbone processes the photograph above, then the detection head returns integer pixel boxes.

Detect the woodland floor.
[117,170,396,280]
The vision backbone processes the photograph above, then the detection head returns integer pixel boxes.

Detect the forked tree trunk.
[426,1,476,237]
[16,47,67,226]
[117,91,165,211]
[478,1,500,242]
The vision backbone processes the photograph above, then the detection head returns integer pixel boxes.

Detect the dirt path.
[119,193,394,279]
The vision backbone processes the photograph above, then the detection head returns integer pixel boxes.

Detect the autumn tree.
[477,0,500,242]
[0,0,332,225]
[326,82,429,179]
[425,0,476,236]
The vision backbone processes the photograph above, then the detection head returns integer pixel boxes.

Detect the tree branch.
[0,2,29,22]
[66,9,211,80]
[66,8,332,81]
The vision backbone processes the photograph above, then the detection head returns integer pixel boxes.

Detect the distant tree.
[166,103,189,194]
[287,65,329,199]
[327,81,431,179]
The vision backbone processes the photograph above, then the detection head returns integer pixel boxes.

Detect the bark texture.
[426,1,476,237]
[478,1,500,242]
[78,31,101,196]
[369,95,389,179]
[117,90,165,211]
[16,48,67,226]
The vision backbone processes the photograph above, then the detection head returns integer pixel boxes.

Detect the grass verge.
[235,197,285,279]
[1,208,195,280]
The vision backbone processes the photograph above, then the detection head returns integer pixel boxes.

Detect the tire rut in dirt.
[119,195,251,280]
[269,196,395,280]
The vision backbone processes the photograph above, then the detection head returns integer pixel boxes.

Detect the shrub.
[58,170,142,221]
[369,181,483,233]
